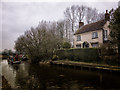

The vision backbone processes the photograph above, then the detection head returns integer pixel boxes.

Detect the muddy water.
[1,60,120,89]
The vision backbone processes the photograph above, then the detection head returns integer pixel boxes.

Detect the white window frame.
[104,30,108,41]
[77,35,81,41]
[92,32,98,39]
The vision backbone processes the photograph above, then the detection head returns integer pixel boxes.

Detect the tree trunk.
[72,23,74,32]
[66,25,68,38]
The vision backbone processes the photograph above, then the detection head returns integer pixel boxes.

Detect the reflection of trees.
[8,62,100,89]
[25,64,98,89]
[14,63,100,89]
[13,62,30,89]
[15,63,80,89]
[12,62,120,89]
[27,64,57,89]
[10,64,19,72]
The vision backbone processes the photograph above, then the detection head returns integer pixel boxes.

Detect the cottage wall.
[74,30,103,48]
[103,21,110,38]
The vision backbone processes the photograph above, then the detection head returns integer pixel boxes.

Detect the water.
[1,60,120,89]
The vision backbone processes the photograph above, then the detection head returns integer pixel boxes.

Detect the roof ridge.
[74,20,106,35]
[82,19,105,27]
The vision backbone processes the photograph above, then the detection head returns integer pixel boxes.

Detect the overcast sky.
[0,0,119,51]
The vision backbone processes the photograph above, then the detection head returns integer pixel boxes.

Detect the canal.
[1,60,120,89]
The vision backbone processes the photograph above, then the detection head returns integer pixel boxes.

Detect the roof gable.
[74,20,106,35]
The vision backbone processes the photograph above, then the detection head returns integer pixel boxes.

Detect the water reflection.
[1,60,120,89]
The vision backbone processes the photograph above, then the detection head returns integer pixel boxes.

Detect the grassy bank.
[51,60,120,72]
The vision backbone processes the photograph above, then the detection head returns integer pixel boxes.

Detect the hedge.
[54,48,100,62]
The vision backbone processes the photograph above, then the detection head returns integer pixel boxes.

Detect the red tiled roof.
[74,20,106,35]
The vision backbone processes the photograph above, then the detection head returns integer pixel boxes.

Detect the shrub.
[54,48,100,62]
[62,42,71,49]
[52,55,59,61]
[103,55,120,66]
[100,42,116,56]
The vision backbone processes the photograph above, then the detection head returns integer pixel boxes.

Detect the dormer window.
[92,32,98,39]
[77,35,81,41]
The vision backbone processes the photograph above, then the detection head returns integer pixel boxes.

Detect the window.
[92,32,98,39]
[104,30,108,41]
[91,43,99,47]
[77,35,81,41]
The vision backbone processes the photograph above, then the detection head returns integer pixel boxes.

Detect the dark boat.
[22,57,28,61]
[8,59,21,64]
[11,61,21,64]
[21,55,28,61]
[7,56,21,64]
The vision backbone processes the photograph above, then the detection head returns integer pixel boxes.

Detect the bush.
[52,55,59,61]
[103,55,120,66]
[62,42,71,49]
[100,42,116,56]
[54,48,100,62]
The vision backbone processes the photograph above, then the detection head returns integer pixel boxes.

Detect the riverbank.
[39,60,50,64]
[50,60,120,73]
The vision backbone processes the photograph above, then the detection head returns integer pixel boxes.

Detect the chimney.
[105,10,110,21]
[79,21,84,28]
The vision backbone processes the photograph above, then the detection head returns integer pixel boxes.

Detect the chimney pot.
[106,10,108,13]
[79,21,84,28]
[105,10,110,21]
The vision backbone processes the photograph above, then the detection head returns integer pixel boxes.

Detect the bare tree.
[56,20,65,38]
[86,7,93,24]
[76,5,86,22]
[97,12,105,21]
[15,21,65,63]
[64,19,71,39]
[64,5,76,33]
[64,5,77,46]
[86,7,104,24]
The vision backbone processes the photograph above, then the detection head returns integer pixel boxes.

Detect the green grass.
[54,60,120,68]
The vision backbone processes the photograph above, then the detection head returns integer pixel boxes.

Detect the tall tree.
[86,7,93,24]
[86,7,104,24]
[64,6,76,46]
[15,21,65,63]
[64,5,76,33]
[57,20,65,38]
[109,7,120,55]
[76,5,86,22]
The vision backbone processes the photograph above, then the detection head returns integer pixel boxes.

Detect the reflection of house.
[74,10,110,48]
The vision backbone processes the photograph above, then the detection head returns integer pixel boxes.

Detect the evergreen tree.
[110,7,120,55]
